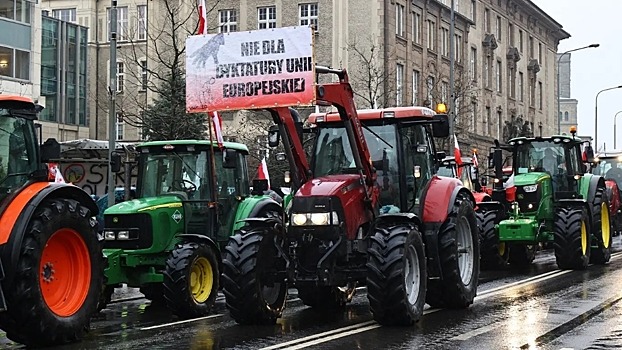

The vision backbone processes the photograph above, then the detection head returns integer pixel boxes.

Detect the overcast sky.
[531,0,622,151]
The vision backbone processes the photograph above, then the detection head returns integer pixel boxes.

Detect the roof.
[0,95,33,104]
[140,139,249,152]
[441,156,473,166]
[59,139,138,160]
[507,134,582,145]
[309,106,438,123]
[595,150,622,158]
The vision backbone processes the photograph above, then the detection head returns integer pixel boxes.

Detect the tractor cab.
[438,156,482,192]
[592,151,622,189]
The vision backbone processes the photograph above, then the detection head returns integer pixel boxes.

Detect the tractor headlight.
[104,231,116,240]
[291,212,339,226]
[523,184,538,193]
[292,213,308,226]
[117,230,130,240]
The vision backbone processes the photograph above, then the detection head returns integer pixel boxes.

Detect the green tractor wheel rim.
[601,202,611,248]
[190,256,213,303]
[581,221,588,255]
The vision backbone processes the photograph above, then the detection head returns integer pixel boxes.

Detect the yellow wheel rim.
[581,220,588,255]
[601,202,611,248]
[190,256,213,303]
[498,242,506,256]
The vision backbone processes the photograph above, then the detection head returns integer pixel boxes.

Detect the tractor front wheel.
[366,222,427,326]
[0,199,103,347]
[425,192,479,309]
[590,187,612,265]
[222,225,287,325]
[163,242,219,318]
[477,209,508,270]
[554,207,590,270]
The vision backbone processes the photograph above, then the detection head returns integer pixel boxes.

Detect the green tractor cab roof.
[138,139,249,153]
[441,156,473,167]
[507,135,582,146]
[595,150,622,160]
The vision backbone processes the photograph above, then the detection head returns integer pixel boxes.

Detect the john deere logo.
[172,210,183,223]
[113,217,119,223]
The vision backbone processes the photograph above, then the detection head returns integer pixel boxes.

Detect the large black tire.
[366,222,427,326]
[163,242,219,319]
[590,187,612,264]
[554,207,590,270]
[426,192,479,308]
[222,225,287,324]
[507,244,536,268]
[477,209,508,270]
[0,198,103,347]
[140,283,166,304]
[297,284,356,309]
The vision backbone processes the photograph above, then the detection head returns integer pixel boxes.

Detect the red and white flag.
[48,163,65,183]
[211,111,224,148]
[472,150,479,168]
[197,0,208,35]
[257,158,270,187]
[454,134,463,177]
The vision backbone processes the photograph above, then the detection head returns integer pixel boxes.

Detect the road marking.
[450,323,500,341]
[140,314,224,331]
[260,321,377,350]
[281,324,382,350]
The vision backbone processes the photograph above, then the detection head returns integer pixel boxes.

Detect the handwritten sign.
[186,26,315,112]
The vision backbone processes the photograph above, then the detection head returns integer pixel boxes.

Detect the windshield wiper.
[363,124,393,148]
[172,151,203,182]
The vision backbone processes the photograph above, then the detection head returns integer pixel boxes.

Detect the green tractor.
[479,132,611,270]
[101,140,282,318]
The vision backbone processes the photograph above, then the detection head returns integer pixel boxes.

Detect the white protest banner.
[186,26,315,112]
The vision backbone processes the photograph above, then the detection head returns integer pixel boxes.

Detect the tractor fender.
[555,198,589,211]
[232,196,282,231]
[422,176,475,224]
[374,212,422,229]
[586,174,605,205]
[476,200,505,214]
[176,233,223,276]
[248,198,282,218]
[1,183,98,285]
[473,191,491,204]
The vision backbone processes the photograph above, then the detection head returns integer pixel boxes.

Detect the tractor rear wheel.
[366,222,426,326]
[0,198,103,347]
[590,187,612,265]
[97,285,116,312]
[163,242,219,318]
[222,224,287,324]
[297,284,356,309]
[425,193,479,309]
[477,209,508,270]
[508,244,536,268]
[554,207,590,270]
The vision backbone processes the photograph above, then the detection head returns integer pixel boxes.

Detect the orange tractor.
[0,96,103,347]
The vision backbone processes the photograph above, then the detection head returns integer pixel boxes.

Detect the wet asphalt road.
[3,239,622,349]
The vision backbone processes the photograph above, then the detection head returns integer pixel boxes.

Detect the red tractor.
[222,66,479,326]
[592,150,622,235]
[438,156,491,204]
[0,96,103,346]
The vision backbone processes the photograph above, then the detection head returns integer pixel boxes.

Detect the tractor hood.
[514,172,550,186]
[296,174,363,197]
[104,195,184,215]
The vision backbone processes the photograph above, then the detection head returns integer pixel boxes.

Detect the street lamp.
[595,85,622,151]
[557,44,599,134]
[615,110,622,149]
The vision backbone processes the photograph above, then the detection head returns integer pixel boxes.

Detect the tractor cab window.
[400,124,434,209]
[594,157,622,187]
[515,141,566,175]
[0,114,38,197]
[213,151,238,198]
[437,163,456,177]
[140,150,210,200]
[313,127,356,176]
[460,165,474,191]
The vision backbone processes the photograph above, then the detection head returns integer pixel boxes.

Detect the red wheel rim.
[39,228,91,317]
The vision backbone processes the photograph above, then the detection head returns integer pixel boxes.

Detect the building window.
[412,12,421,44]
[258,6,276,29]
[496,60,502,93]
[441,81,449,103]
[441,27,449,56]
[486,106,492,135]
[471,0,476,22]
[396,63,404,106]
[52,8,76,22]
[455,34,462,62]
[0,46,29,80]
[116,113,124,140]
[395,3,404,37]
[116,62,124,92]
[564,111,569,121]
[519,30,524,53]
[496,16,501,39]
[1,0,31,23]
[529,36,534,58]
[508,67,516,98]
[484,8,490,33]
[427,20,435,51]
[108,7,129,41]
[219,9,238,33]
[538,81,543,109]
[508,23,514,46]
[469,47,477,82]
[538,42,543,63]
[137,5,147,40]
[140,60,147,91]
[299,3,318,30]
[497,110,502,139]
[518,71,524,101]
[471,102,477,133]
[412,70,420,105]
[483,53,490,89]
[427,76,435,105]
[530,78,536,107]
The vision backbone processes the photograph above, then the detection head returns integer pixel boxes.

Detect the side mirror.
[268,125,280,147]
[275,152,287,161]
[488,152,494,169]
[435,151,446,161]
[223,149,237,169]
[432,114,449,138]
[40,138,60,163]
[110,153,122,173]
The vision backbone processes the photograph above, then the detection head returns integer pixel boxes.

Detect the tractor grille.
[103,213,153,250]
[516,185,542,213]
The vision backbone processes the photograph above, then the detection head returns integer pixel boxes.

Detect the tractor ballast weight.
[0,96,103,347]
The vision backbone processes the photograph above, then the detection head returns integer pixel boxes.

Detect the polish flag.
[504,173,516,202]
[257,158,270,187]
[211,111,224,148]
[454,134,463,177]
[197,0,208,35]
[49,163,65,183]
[472,150,479,168]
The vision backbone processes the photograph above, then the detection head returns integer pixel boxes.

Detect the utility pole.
[107,0,118,207]
[449,0,455,147]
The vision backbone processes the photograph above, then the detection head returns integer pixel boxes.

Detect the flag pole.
[206,112,220,203]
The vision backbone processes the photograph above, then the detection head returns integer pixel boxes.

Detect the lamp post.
[557,44,599,134]
[595,85,622,151]
[615,110,622,149]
